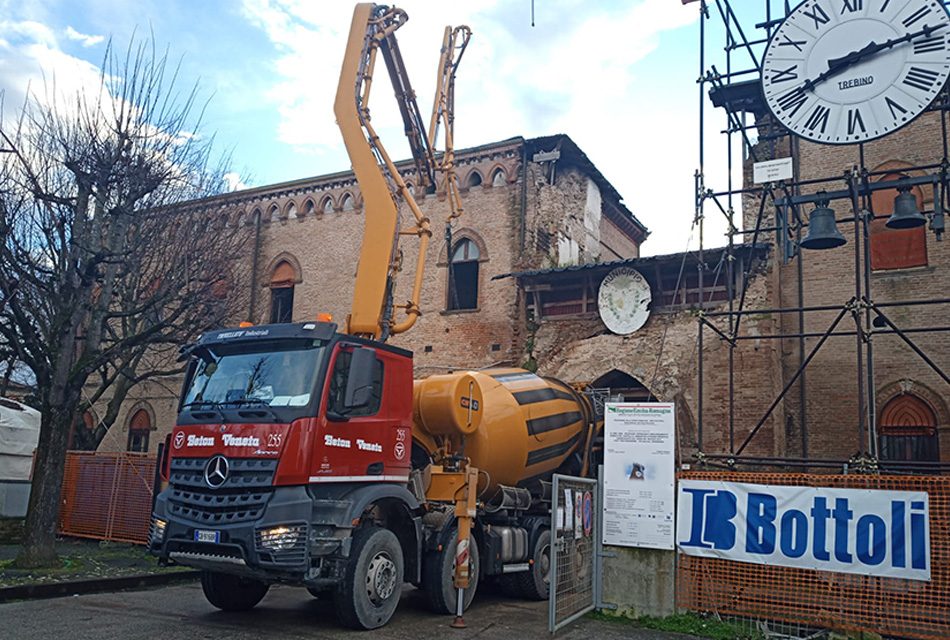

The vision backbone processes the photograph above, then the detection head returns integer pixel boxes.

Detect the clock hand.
[826,23,946,71]
[801,23,947,92]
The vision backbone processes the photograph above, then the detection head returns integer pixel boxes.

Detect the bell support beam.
[775,174,940,208]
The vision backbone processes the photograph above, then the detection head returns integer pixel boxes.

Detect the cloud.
[223,171,248,192]
[239,0,710,254]
[64,26,104,47]
[0,19,103,121]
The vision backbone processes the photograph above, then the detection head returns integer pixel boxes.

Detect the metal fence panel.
[677,471,950,640]
[58,451,156,545]
[549,474,598,633]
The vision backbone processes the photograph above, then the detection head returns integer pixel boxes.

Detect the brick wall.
[95,135,645,453]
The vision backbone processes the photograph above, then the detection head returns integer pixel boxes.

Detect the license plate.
[194,529,220,544]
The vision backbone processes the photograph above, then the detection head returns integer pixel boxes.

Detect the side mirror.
[344,347,376,410]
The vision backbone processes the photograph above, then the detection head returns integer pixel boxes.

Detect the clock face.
[597,267,651,335]
[762,0,950,144]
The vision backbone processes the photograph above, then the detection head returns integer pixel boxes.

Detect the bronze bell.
[801,200,846,250]
[886,185,926,229]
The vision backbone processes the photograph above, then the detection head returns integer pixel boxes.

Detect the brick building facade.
[95,114,948,470]
[95,134,649,453]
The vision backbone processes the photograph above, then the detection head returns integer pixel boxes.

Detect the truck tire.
[333,526,404,630]
[513,528,551,600]
[422,528,480,615]
[200,571,269,611]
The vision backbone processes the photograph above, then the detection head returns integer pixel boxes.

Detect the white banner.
[603,403,676,550]
[677,480,931,581]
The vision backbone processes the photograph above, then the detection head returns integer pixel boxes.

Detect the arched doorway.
[590,369,653,402]
[878,393,939,466]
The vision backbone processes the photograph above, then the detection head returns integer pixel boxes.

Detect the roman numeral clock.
[762,0,950,144]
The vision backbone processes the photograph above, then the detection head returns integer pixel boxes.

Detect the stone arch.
[876,380,949,429]
[341,192,355,212]
[320,194,335,215]
[437,227,489,266]
[265,252,303,286]
[234,210,247,227]
[302,198,315,218]
[265,202,279,223]
[590,369,654,402]
[125,401,156,432]
[490,166,507,187]
[465,169,483,188]
[250,207,263,225]
[284,200,298,219]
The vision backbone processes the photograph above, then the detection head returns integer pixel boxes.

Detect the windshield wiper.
[217,398,284,423]
[181,400,225,421]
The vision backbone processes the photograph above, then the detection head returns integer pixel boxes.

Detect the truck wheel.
[514,529,551,600]
[423,528,480,615]
[334,526,404,630]
[200,571,269,611]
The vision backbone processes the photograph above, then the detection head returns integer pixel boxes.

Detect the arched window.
[285,201,297,219]
[322,196,334,214]
[869,173,928,270]
[303,199,315,217]
[341,194,355,211]
[491,168,507,187]
[270,260,298,323]
[268,204,280,223]
[879,393,939,465]
[127,408,152,453]
[448,238,480,310]
[466,171,483,188]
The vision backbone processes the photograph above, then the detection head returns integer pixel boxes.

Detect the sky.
[0,0,774,256]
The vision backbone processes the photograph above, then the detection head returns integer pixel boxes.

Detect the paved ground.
[0,581,700,640]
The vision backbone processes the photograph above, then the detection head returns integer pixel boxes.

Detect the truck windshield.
[181,339,327,409]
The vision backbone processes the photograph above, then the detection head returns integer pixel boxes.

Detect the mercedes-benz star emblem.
[204,455,229,488]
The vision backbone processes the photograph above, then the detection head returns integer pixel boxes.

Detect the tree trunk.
[14,398,75,568]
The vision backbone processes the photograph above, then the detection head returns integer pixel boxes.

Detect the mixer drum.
[413,368,590,495]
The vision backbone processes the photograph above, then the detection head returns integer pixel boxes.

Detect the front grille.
[169,457,277,489]
[168,457,277,524]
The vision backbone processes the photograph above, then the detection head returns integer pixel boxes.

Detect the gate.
[58,451,157,544]
[549,474,598,633]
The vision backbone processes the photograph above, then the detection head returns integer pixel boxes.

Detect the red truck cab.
[150,321,422,627]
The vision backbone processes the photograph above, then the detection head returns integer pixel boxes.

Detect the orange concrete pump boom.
[335,3,470,341]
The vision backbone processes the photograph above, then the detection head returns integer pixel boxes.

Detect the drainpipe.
[247,208,263,323]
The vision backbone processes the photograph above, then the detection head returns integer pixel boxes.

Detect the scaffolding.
[691,0,950,474]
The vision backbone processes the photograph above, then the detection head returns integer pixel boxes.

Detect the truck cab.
[150,321,423,628]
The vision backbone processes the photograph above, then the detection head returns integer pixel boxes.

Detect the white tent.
[0,397,40,517]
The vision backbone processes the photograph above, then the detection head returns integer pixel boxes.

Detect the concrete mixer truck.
[148,3,603,630]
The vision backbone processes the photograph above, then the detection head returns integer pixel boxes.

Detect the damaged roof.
[493,243,770,281]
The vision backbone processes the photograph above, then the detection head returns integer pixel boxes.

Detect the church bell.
[886,185,926,229]
[800,199,846,250]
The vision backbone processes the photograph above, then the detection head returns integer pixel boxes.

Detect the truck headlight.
[150,517,167,545]
[256,524,305,551]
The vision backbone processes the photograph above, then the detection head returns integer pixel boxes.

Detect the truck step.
[501,562,530,574]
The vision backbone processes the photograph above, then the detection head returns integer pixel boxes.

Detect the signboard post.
[602,402,676,549]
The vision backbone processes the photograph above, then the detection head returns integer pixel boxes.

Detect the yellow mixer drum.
[413,368,590,494]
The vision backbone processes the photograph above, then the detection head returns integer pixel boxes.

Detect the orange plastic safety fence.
[676,471,950,640]
[58,451,157,545]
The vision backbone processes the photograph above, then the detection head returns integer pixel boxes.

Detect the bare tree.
[0,39,250,567]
